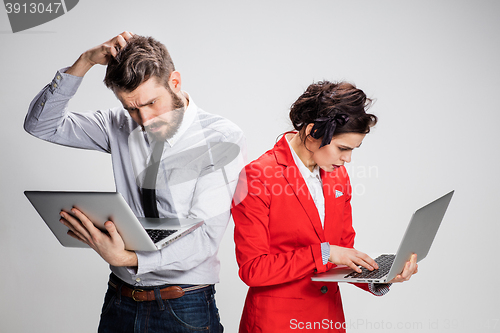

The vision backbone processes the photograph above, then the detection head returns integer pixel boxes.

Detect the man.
[24,31,245,332]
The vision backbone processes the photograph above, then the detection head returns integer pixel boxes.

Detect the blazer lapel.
[321,166,349,243]
[321,168,335,238]
[274,134,326,242]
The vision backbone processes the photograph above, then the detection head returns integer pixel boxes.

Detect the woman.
[231,81,418,332]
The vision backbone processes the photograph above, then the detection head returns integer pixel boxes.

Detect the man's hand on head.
[66,31,135,77]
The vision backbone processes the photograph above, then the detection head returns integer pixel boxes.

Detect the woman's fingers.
[388,254,419,283]
[329,245,378,272]
[355,252,379,271]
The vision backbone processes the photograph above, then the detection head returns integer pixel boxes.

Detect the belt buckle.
[132,289,145,302]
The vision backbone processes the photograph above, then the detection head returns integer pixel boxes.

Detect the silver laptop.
[24,191,203,251]
[311,190,454,283]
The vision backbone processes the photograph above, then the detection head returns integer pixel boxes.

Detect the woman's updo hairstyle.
[289,81,377,148]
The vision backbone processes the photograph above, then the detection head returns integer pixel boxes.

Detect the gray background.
[1,0,499,332]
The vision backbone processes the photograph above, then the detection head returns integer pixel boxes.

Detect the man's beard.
[144,91,185,141]
[145,108,184,140]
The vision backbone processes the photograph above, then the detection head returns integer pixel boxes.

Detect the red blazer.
[232,134,373,333]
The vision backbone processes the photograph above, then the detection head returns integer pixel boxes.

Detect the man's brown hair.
[104,35,175,92]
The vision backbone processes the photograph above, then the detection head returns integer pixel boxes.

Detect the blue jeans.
[98,274,224,333]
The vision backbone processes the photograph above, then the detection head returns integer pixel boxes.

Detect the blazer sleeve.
[232,163,329,287]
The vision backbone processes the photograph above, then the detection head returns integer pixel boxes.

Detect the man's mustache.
[144,120,165,131]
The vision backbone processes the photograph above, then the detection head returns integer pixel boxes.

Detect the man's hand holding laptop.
[60,208,138,267]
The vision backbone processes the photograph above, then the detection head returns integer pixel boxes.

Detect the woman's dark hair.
[289,81,377,147]
[104,35,175,92]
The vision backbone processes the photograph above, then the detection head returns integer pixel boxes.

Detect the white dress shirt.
[285,134,325,227]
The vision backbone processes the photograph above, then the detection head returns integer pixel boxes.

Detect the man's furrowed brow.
[123,98,156,111]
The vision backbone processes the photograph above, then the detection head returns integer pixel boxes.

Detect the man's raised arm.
[24,31,134,151]
[66,31,134,77]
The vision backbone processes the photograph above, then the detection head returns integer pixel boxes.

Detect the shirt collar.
[285,133,321,180]
[165,91,197,147]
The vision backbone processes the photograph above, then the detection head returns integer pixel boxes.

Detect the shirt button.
[41,102,45,106]
[53,83,58,88]
[321,286,328,294]
[56,75,61,80]
[135,278,141,283]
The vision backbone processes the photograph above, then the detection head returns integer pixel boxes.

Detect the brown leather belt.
[109,281,211,302]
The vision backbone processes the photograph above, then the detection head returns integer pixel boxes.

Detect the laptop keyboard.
[145,229,178,243]
[344,254,395,279]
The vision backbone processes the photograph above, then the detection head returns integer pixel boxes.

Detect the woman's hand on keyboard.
[329,245,379,273]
